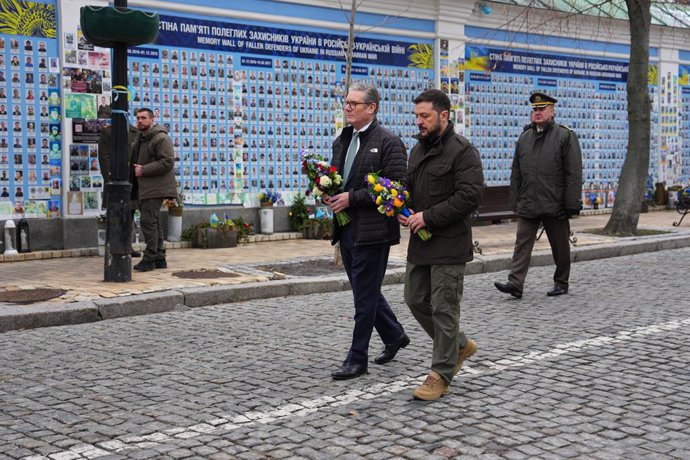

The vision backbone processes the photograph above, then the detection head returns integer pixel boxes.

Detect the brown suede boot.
[412,371,449,401]
[453,339,478,376]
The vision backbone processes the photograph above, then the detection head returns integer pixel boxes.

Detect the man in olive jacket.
[495,92,582,298]
[326,82,409,381]
[399,89,484,400]
[131,108,178,271]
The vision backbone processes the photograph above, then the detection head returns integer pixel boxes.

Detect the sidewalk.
[1,209,689,332]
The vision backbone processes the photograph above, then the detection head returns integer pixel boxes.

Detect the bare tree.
[343,0,357,98]
[603,0,652,235]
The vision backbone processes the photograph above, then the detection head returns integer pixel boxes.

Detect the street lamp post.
[104,0,133,282]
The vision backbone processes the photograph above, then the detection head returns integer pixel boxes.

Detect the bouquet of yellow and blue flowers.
[259,190,280,206]
[301,150,350,226]
[366,172,432,241]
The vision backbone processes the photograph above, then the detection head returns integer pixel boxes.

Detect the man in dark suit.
[325,82,409,380]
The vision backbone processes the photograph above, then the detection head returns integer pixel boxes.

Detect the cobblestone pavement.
[1,248,688,460]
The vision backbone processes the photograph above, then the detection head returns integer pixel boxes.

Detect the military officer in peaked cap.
[494,91,582,298]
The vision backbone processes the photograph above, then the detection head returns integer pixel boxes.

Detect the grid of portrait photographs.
[61,29,110,216]
[0,35,62,219]
[681,85,690,183]
[127,47,434,205]
[466,71,657,209]
[367,67,433,152]
[658,72,683,185]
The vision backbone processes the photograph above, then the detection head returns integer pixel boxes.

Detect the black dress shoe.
[131,251,142,258]
[155,259,167,269]
[547,285,568,296]
[331,361,368,380]
[494,281,523,299]
[374,333,410,364]
[133,260,155,272]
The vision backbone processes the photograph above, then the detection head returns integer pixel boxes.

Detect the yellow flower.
[376,196,382,205]
[391,189,398,197]
[373,184,384,192]
[386,209,394,217]
[367,174,376,184]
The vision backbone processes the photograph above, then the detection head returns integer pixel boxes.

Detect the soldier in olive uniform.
[495,92,582,298]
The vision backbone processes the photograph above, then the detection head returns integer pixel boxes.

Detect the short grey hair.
[348,81,380,114]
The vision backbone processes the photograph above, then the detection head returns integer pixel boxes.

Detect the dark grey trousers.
[508,216,571,290]
[138,198,165,263]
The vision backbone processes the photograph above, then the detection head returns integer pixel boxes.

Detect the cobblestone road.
[1,248,689,459]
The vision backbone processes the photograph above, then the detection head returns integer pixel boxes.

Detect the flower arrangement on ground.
[301,150,350,226]
[209,212,236,232]
[232,216,254,242]
[259,190,280,207]
[586,192,602,209]
[366,172,432,241]
[164,192,185,216]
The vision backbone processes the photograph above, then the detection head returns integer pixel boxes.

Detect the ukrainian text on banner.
[465,46,628,82]
[0,0,56,38]
[154,14,433,68]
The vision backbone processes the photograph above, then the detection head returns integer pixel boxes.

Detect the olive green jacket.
[130,124,178,201]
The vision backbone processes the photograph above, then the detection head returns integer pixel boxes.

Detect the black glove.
[566,208,580,217]
[556,209,568,220]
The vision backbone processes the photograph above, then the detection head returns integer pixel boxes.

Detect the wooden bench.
[471,185,516,254]
[473,185,516,225]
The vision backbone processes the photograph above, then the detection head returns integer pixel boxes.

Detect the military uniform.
[496,92,582,297]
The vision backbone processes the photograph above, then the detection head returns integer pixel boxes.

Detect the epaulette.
[559,123,573,132]
[522,123,532,132]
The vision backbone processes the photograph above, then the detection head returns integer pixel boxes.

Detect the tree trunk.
[603,0,651,235]
[344,0,356,99]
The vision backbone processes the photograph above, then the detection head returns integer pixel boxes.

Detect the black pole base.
[104,181,132,282]
[104,253,131,282]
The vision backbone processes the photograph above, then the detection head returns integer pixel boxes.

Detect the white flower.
[312,187,323,196]
[319,176,332,187]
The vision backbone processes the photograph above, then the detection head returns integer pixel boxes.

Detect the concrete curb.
[2,234,690,333]
[95,291,185,320]
[0,301,99,333]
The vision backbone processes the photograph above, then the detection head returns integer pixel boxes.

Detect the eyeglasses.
[344,100,370,109]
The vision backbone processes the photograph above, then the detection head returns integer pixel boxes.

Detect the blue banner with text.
[156,14,432,68]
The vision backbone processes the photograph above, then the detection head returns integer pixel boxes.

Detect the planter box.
[193,228,237,249]
[302,219,332,240]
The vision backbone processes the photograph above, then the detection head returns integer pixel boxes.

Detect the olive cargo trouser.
[405,263,468,384]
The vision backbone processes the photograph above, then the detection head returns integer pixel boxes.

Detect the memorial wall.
[0,0,688,223]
